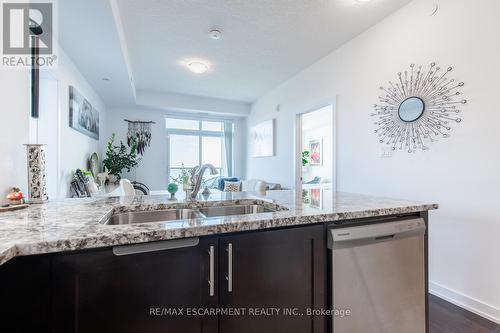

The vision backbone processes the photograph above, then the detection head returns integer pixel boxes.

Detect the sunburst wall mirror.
[371,62,467,153]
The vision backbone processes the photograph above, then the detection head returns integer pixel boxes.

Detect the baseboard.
[429,281,500,324]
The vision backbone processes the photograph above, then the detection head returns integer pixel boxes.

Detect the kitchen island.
[0,191,437,333]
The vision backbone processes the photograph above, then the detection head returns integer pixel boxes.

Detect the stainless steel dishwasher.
[328,218,426,333]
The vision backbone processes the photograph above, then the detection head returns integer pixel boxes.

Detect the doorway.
[295,104,336,194]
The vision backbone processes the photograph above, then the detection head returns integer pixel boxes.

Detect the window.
[166,117,233,189]
[202,121,223,132]
[166,118,199,131]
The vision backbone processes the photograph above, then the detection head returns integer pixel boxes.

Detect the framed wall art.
[309,139,322,166]
[250,119,275,157]
[69,86,99,140]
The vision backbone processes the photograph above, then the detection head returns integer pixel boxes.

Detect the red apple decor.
[6,188,24,205]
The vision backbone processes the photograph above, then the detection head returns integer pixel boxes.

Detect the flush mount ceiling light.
[357,0,373,2]
[179,58,212,74]
[187,61,209,74]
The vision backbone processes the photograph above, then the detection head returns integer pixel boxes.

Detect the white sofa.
[240,179,283,192]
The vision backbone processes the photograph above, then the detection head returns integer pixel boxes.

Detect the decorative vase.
[183,176,190,201]
[24,144,48,203]
[108,174,119,184]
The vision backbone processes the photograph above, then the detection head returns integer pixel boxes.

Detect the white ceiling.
[117,0,411,102]
[59,0,136,106]
[59,0,411,107]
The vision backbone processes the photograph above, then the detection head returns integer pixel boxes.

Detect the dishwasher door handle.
[375,234,396,241]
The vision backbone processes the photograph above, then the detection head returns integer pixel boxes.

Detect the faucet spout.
[187,164,218,200]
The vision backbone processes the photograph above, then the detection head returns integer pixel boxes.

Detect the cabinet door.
[219,225,326,333]
[0,255,51,333]
[52,237,218,333]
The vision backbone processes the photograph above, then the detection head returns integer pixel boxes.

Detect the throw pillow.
[223,180,241,192]
[217,177,239,191]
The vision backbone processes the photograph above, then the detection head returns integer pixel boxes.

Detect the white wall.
[50,49,107,197]
[247,0,500,323]
[0,48,106,201]
[0,69,30,203]
[29,74,59,200]
[105,108,246,191]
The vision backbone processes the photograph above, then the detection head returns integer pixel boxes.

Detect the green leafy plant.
[170,163,192,186]
[302,150,311,166]
[102,133,140,177]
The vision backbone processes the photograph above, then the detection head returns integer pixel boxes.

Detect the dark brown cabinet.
[219,225,326,333]
[0,224,326,333]
[0,255,52,333]
[52,237,219,333]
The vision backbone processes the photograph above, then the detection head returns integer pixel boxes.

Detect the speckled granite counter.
[0,190,437,266]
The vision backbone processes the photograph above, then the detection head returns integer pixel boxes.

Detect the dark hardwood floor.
[430,294,499,333]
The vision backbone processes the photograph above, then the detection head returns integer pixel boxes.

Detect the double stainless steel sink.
[103,204,277,225]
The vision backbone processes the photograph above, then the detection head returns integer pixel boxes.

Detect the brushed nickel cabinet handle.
[208,246,215,297]
[226,243,233,293]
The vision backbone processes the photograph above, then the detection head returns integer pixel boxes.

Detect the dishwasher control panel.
[328,218,426,249]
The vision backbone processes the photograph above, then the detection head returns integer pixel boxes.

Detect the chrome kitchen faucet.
[186,164,218,200]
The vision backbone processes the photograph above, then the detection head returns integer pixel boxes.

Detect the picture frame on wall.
[250,119,275,157]
[309,139,322,166]
[69,86,99,140]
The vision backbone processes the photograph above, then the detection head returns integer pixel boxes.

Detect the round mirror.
[398,97,425,122]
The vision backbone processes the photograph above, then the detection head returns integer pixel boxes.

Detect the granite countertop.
[0,190,438,266]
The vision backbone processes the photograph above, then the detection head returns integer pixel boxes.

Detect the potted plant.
[170,164,192,190]
[102,133,140,183]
